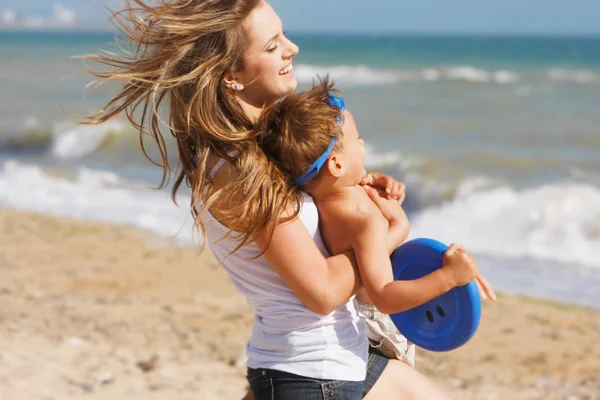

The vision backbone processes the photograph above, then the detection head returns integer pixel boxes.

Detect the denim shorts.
[246,347,390,400]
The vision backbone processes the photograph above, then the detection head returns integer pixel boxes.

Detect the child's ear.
[326,154,345,178]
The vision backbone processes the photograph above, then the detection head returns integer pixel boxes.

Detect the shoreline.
[1,207,599,399]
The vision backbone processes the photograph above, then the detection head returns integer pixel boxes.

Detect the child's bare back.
[316,185,385,255]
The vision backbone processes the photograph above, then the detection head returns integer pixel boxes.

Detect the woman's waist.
[250,304,366,346]
[246,342,369,381]
[252,296,362,329]
[247,317,368,370]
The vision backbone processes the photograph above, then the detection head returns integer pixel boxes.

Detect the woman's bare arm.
[210,161,362,316]
[256,217,362,315]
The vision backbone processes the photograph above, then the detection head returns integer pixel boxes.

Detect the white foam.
[493,70,520,84]
[294,64,401,86]
[3,160,599,269]
[294,64,522,86]
[364,144,404,169]
[445,66,491,83]
[0,161,195,244]
[362,146,430,192]
[547,68,599,83]
[409,183,600,269]
[454,176,499,198]
[421,68,442,81]
[294,64,600,86]
[50,119,128,159]
[444,67,519,84]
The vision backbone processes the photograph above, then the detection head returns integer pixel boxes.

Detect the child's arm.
[351,213,477,315]
[386,203,410,255]
[364,186,409,255]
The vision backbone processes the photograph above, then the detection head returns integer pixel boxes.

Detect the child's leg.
[357,300,416,367]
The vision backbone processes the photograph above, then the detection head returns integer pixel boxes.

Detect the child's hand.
[363,185,405,225]
[442,244,497,301]
[442,244,479,287]
[360,172,405,203]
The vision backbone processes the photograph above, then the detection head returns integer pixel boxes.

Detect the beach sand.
[1,207,599,400]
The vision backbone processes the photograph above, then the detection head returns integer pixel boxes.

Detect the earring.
[232,83,244,91]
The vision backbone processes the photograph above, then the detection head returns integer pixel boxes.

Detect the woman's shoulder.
[209,157,236,190]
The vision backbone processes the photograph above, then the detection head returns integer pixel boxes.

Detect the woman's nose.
[284,38,299,58]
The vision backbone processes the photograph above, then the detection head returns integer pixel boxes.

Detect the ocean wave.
[547,68,600,83]
[295,64,521,85]
[0,119,136,159]
[360,146,600,269]
[410,183,600,269]
[50,119,130,159]
[294,64,402,85]
[0,127,53,153]
[295,64,600,86]
[0,161,195,244]
[363,147,507,210]
[1,160,599,269]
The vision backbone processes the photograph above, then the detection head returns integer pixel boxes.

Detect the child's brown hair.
[257,76,344,187]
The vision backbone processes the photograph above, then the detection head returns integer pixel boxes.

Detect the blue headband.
[293,92,345,186]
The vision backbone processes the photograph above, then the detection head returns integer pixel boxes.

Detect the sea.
[1,30,599,308]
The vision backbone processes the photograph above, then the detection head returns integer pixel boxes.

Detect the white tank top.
[201,160,368,381]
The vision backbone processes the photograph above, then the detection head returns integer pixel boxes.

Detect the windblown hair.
[257,77,344,188]
[77,0,298,253]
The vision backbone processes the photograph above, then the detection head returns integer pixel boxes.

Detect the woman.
[81,1,494,398]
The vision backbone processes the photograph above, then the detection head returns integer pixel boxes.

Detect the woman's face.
[234,1,299,106]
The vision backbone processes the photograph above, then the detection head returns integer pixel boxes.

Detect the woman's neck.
[236,92,279,123]
[239,100,263,123]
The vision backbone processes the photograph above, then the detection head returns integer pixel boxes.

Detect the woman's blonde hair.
[257,77,343,188]
[78,0,298,253]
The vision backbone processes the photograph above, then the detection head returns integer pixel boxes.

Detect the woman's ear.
[223,73,244,91]
[326,154,345,178]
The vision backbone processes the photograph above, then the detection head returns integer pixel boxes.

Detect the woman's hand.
[360,172,405,203]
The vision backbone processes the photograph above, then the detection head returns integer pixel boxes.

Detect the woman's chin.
[271,81,298,99]
[284,78,298,92]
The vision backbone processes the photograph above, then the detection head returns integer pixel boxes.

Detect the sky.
[2,0,600,35]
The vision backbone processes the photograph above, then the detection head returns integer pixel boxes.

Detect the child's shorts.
[357,300,416,368]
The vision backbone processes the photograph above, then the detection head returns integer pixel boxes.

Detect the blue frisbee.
[388,238,481,352]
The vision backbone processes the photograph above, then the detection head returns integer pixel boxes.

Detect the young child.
[257,77,485,366]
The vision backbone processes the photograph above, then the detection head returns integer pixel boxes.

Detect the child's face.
[335,109,366,184]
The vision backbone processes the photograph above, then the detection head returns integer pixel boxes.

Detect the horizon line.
[1,26,600,38]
